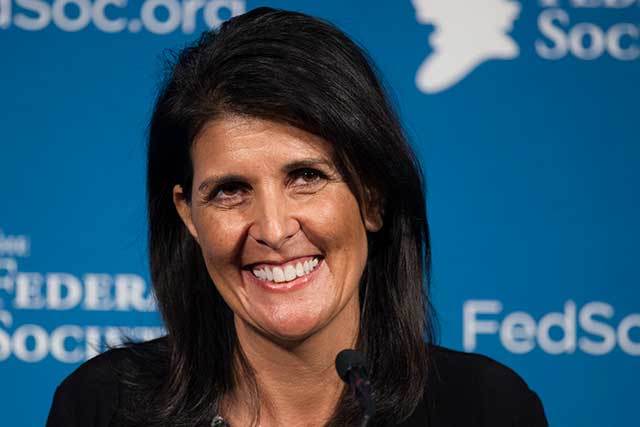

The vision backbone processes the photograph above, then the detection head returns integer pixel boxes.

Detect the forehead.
[191,116,334,169]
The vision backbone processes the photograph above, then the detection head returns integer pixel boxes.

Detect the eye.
[208,182,249,206]
[290,168,329,192]
[299,168,322,181]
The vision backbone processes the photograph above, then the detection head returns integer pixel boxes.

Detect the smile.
[251,256,322,284]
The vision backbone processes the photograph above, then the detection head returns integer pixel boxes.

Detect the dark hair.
[123,7,436,426]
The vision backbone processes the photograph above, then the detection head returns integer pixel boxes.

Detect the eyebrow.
[196,157,335,195]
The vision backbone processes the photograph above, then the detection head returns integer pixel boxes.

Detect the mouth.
[242,256,325,292]
[245,256,323,283]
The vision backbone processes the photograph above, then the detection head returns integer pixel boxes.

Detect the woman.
[47,7,547,427]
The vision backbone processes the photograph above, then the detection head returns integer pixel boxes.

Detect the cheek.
[192,211,250,315]
[304,188,368,261]
[193,210,245,274]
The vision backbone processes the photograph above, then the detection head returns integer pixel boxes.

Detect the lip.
[242,257,324,293]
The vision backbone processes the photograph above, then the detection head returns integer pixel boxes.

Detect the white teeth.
[284,265,297,281]
[251,257,321,283]
[273,266,285,283]
[295,262,304,277]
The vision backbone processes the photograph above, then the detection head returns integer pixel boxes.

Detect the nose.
[248,188,300,250]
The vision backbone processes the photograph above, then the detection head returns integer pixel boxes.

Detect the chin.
[259,310,327,343]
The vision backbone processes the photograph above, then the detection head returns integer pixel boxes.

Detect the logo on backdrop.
[412,0,640,93]
[0,0,245,34]
[0,228,163,364]
[463,299,640,356]
[411,0,521,94]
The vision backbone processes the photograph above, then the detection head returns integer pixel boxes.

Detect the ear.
[172,184,200,242]
[363,187,384,232]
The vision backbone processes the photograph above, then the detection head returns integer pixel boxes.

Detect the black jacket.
[46,341,548,426]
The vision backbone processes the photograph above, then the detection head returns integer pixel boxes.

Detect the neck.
[224,297,360,426]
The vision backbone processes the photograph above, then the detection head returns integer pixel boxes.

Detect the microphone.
[335,349,374,426]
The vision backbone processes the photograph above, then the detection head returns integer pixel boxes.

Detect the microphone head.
[335,349,368,383]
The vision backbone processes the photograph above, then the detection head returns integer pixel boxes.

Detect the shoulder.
[421,345,548,426]
[428,345,533,393]
[46,347,127,427]
[46,337,168,427]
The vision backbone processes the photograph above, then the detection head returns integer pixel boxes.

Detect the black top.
[46,341,548,426]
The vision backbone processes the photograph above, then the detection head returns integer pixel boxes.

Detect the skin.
[173,115,382,426]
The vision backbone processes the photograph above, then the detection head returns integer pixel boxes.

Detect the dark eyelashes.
[204,167,331,204]
[290,167,329,182]
[206,181,247,201]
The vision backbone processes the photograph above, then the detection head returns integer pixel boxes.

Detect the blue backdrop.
[1,1,638,425]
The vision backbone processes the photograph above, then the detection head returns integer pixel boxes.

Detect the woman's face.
[174,116,381,343]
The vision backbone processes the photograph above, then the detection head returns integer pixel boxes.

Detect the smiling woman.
[46,6,547,427]
[173,117,375,344]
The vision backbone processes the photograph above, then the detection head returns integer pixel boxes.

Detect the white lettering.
[85,325,101,359]
[618,314,640,355]
[572,0,602,6]
[9,269,151,312]
[0,0,10,29]
[577,302,616,355]
[537,9,640,60]
[0,327,10,361]
[463,300,501,351]
[604,0,637,5]
[140,0,181,34]
[0,230,29,257]
[115,274,155,311]
[50,325,84,363]
[0,257,17,293]
[463,300,638,356]
[570,23,606,60]
[536,9,570,59]
[3,0,246,34]
[568,0,640,6]
[607,23,640,60]
[12,324,48,362]
[84,274,115,310]
[52,0,91,31]
[203,0,244,29]
[0,324,164,362]
[104,326,127,347]
[93,0,127,32]
[537,300,576,354]
[46,273,83,310]
[14,0,50,31]
[500,311,536,354]
[14,273,45,309]
[181,0,204,33]
[0,309,12,328]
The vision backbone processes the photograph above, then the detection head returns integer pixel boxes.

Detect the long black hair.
[121,7,436,426]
